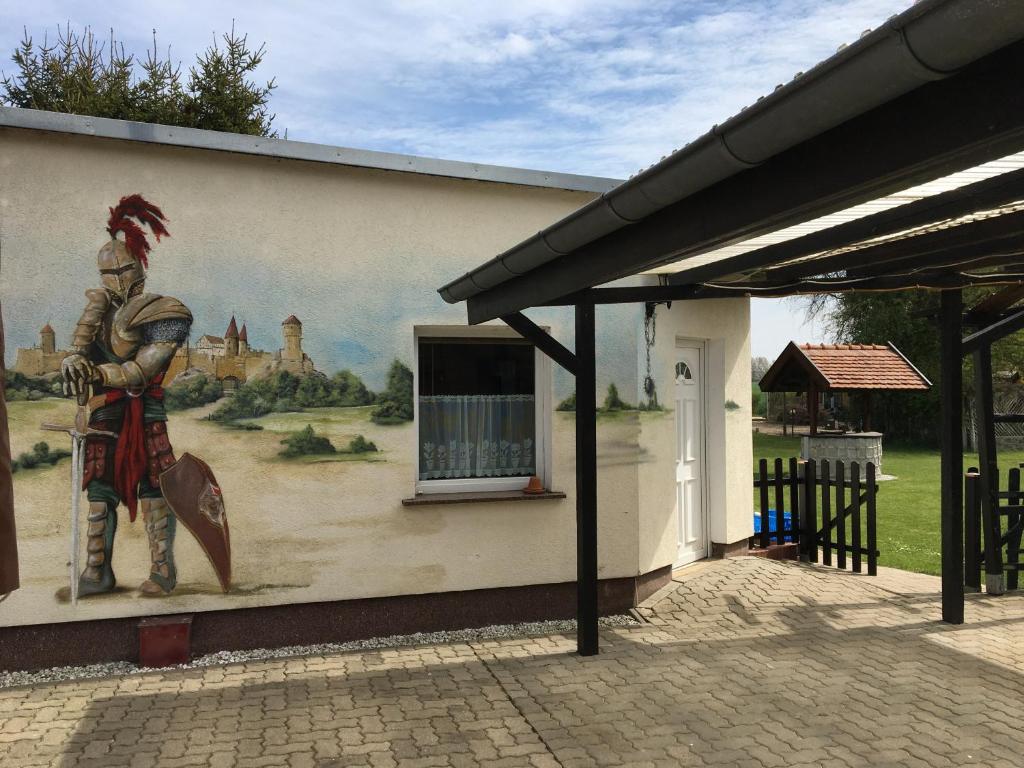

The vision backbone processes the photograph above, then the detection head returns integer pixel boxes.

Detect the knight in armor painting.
[60,196,191,598]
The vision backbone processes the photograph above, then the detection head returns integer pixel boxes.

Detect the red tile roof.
[798,343,931,390]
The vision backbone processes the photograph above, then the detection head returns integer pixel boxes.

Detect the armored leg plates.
[140,497,177,596]
[78,501,117,597]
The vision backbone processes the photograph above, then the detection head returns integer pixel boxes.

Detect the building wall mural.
[0,125,665,628]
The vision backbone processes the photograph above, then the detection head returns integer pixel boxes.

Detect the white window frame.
[413,325,553,494]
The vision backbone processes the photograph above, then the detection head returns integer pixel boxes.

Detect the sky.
[0,0,913,360]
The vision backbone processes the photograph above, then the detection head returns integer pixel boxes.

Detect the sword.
[40,385,117,605]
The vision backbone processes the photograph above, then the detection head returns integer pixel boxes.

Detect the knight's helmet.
[98,195,170,304]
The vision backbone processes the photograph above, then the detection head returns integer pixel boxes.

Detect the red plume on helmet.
[105,194,170,269]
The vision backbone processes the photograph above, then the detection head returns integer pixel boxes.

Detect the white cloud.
[2,0,911,177]
[0,0,908,352]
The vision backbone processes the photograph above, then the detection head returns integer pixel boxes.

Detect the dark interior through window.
[419,339,534,396]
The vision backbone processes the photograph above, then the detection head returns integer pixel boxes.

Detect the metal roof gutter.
[0,107,620,194]
[439,0,1024,304]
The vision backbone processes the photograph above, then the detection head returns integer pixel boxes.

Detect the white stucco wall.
[637,297,753,573]
[0,125,650,627]
[0,123,752,628]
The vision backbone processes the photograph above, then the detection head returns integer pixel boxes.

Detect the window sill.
[401,490,567,507]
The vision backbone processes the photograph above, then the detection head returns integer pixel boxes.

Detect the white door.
[674,345,707,567]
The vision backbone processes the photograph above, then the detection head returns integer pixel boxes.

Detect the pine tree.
[2,24,276,136]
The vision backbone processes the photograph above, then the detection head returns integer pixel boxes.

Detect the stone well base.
[801,431,883,475]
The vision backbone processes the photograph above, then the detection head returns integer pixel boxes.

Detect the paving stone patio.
[2,557,1024,767]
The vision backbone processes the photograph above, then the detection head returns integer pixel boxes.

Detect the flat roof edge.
[0,107,621,194]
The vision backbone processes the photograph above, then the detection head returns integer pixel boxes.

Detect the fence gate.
[754,458,879,575]
[965,464,1024,593]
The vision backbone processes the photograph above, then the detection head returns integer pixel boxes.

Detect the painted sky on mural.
[1,0,911,359]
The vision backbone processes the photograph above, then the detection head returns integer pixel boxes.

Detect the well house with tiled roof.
[760,342,932,474]
[760,342,931,403]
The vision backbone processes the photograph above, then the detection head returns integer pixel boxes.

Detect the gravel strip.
[0,614,638,689]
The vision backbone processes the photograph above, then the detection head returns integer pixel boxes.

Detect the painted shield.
[160,453,231,593]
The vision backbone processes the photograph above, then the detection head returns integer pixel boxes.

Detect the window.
[675,361,694,384]
[414,327,550,494]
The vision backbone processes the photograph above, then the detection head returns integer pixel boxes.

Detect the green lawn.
[753,432,1024,575]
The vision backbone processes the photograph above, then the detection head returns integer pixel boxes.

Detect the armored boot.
[139,497,177,596]
[78,501,117,597]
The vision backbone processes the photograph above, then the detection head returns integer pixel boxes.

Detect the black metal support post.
[575,300,599,656]
[940,289,964,624]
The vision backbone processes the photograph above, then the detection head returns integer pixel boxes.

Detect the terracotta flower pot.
[523,476,545,495]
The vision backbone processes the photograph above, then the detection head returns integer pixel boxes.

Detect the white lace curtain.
[419,395,535,480]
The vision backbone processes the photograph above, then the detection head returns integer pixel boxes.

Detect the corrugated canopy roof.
[649,151,1024,277]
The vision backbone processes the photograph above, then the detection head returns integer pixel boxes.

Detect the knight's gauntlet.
[96,342,179,391]
[60,354,96,397]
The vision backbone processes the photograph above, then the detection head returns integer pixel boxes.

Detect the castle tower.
[40,323,55,355]
[224,316,240,358]
[238,323,249,356]
[282,315,302,362]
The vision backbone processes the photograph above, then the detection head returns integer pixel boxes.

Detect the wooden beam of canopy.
[466,42,1024,324]
[964,285,1024,325]
[940,290,964,623]
[688,270,1024,300]
[574,301,599,656]
[538,265,1024,305]
[961,307,1024,355]
[672,166,1024,287]
[500,312,579,375]
[765,208,1024,282]
[766,239,1024,289]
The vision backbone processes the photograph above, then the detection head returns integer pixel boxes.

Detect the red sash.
[105,375,165,521]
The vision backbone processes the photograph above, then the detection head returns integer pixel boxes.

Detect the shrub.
[164,374,223,411]
[347,434,377,453]
[279,425,336,458]
[556,392,576,412]
[602,383,631,411]
[11,441,71,472]
[4,371,55,401]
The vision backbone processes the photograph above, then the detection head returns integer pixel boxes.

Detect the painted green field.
[233,406,388,463]
[754,432,1024,575]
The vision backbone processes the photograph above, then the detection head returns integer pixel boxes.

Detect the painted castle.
[13,316,316,386]
[12,324,68,377]
[165,315,316,386]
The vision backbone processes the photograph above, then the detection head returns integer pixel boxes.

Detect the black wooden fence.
[753,458,879,575]
[965,464,1024,591]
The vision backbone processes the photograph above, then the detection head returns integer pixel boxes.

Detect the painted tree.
[371,361,414,424]
[1,24,276,136]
